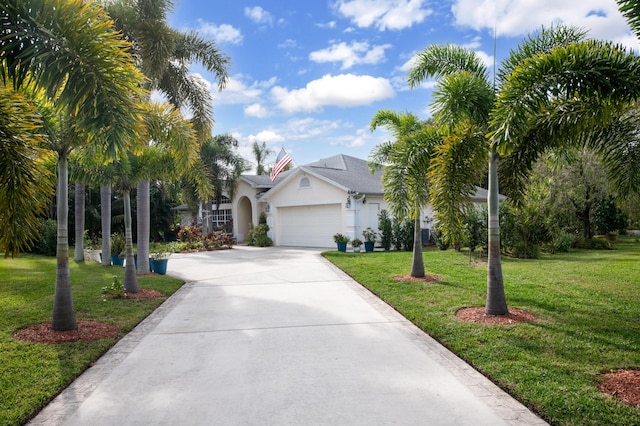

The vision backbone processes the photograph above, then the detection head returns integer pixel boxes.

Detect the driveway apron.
[30,246,547,426]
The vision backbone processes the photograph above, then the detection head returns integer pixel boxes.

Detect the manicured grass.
[0,255,184,426]
[324,238,640,426]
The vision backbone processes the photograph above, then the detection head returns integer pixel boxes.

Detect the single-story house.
[179,153,499,248]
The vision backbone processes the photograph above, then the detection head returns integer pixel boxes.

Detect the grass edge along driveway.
[0,256,184,426]
[324,239,640,426]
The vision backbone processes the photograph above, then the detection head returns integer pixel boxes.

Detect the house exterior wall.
[265,173,347,247]
[233,179,268,241]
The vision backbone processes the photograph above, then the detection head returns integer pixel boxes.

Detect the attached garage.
[277,204,342,247]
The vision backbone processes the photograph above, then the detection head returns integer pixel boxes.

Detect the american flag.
[270,148,292,182]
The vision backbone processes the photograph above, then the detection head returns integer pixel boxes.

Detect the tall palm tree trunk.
[486,150,508,315]
[52,153,77,331]
[101,185,111,266]
[73,182,85,262]
[123,189,139,293]
[410,213,425,278]
[136,181,150,275]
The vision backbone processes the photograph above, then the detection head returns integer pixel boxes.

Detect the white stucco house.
[235,154,390,248]
[181,153,497,248]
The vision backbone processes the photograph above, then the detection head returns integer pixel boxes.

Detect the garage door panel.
[278,204,341,247]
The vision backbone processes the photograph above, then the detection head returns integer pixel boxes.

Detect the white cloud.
[452,0,636,48]
[281,118,344,140]
[335,0,433,31]
[213,74,277,105]
[271,73,395,113]
[317,21,337,29]
[244,103,269,118]
[330,126,374,148]
[244,6,274,26]
[197,20,243,45]
[247,130,285,145]
[278,39,297,49]
[309,41,392,69]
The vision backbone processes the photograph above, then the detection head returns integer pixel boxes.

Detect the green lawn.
[0,255,184,426]
[324,238,640,426]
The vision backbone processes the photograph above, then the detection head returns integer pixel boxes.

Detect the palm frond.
[432,71,494,127]
[491,40,640,153]
[616,0,640,40]
[408,44,489,89]
[174,31,230,90]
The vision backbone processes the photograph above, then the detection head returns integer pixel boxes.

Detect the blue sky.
[168,0,637,171]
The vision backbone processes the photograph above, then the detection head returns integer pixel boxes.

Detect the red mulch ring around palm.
[599,370,640,408]
[123,288,164,299]
[456,307,537,324]
[14,320,120,344]
[393,274,443,283]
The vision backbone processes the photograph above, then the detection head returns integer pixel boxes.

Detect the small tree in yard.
[463,206,486,261]
[247,212,272,247]
[378,210,393,251]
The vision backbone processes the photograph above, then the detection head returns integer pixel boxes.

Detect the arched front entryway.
[236,196,253,242]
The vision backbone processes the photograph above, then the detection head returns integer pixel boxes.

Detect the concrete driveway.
[30,246,547,425]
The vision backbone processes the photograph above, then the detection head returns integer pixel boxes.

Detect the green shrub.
[593,196,628,235]
[463,206,486,254]
[391,218,413,251]
[254,224,272,247]
[574,237,612,250]
[31,219,57,256]
[546,231,575,253]
[511,242,540,259]
[378,210,393,251]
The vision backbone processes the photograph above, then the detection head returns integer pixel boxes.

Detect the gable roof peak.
[307,154,349,170]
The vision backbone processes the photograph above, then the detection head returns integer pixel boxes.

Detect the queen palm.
[104,0,230,274]
[252,141,273,176]
[369,110,441,278]
[0,85,54,257]
[198,134,248,234]
[492,41,640,202]
[77,101,199,291]
[1,0,145,330]
[409,26,588,314]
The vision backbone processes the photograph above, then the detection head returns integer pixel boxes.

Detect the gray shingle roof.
[303,154,384,195]
[242,153,499,201]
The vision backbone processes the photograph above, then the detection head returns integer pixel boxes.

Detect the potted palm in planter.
[149,243,172,275]
[351,238,363,253]
[110,233,125,266]
[333,233,349,252]
[362,227,377,252]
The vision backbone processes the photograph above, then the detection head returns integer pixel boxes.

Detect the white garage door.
[278,204,341,247]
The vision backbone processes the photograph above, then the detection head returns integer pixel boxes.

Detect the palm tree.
[492,40,640,202]
[198,134,248,234]
[408,27,587,315]
[73,182,86,262]
[369,110,441,278]
[252,141,273,175]
[104,0,230,274]
[0,85,54,257]
[78,101,199,291]
[1,0,146,330]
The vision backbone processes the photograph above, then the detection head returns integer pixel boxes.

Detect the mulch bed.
[14,320,120,344]
[14,289,164,344]
[122,288,164,299]
[599,370,640,408]
[455,306,537,324]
